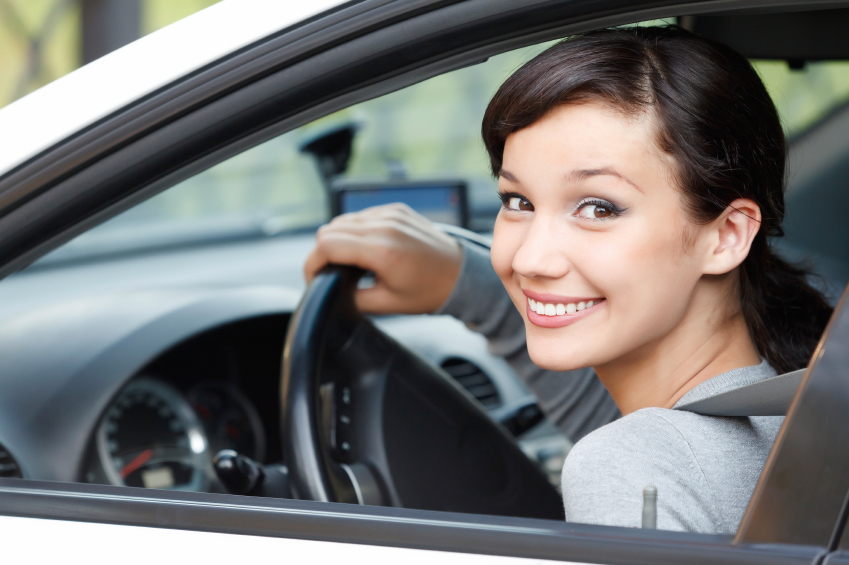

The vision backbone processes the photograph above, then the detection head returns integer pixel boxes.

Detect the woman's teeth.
[528,298,596,316]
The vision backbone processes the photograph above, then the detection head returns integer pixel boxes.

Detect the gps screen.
[334,182,467,227]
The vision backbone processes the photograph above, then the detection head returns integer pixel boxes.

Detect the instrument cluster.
[87,376,266,492]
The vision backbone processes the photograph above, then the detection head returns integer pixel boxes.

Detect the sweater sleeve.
[434,239,619,442]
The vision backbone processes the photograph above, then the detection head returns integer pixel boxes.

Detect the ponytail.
[742,239,833,373]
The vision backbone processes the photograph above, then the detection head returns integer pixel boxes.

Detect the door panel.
[0,479,822,565]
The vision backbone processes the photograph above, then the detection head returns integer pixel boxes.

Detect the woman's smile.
[523,289,606,328]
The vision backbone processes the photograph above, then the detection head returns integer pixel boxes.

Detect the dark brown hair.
[482,26,832,373]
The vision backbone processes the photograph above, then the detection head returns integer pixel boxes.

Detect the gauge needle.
[120,448,153,478]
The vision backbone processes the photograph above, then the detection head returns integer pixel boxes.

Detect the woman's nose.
[511,217,571,279]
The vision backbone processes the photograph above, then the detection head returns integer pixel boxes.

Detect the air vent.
[441,357,501,408]
[0,443,22,478]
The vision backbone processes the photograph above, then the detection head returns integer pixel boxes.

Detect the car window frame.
[0,477,824,565]
[0,0,847,562]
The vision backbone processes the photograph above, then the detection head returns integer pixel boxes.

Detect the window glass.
[754,60,849,136]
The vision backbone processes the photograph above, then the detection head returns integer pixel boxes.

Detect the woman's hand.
[304,203,463,314]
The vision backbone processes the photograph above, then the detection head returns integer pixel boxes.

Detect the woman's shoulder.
[563,408,704,477]
[564,407,781,486]
[560,408,782,533]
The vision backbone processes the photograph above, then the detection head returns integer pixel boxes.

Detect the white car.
[0,1,848,563]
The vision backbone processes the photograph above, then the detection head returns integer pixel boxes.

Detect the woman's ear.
[702,198,761,275]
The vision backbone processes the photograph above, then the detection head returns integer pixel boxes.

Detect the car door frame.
[0,477,824,565]
[0,0,848,563]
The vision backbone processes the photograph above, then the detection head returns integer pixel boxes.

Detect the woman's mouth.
[524,292,606,328]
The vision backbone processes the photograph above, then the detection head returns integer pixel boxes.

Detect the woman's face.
[492,102,712,372]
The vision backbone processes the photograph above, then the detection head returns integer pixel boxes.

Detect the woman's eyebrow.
[498,169,519,182]
[568,167,645,194]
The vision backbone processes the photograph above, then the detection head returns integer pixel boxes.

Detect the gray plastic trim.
[0,286,299,483]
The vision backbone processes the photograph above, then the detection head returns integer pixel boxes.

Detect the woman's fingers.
[304,230,378,281]
[304,204,463,314]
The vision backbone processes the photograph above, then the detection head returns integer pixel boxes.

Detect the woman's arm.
[437,239,619,441]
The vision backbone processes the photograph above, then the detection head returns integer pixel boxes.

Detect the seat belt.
[675,368,806,417]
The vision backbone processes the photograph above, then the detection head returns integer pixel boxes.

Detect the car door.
[0,1,848,564]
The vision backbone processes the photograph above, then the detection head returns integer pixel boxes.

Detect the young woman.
[304,26,833,533]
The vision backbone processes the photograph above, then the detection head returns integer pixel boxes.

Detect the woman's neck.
[594,283,762,416]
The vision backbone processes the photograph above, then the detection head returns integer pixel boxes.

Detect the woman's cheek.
[491,217,524,288]
[601,220,696,336]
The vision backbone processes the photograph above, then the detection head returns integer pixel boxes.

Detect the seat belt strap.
[675,368,806,417]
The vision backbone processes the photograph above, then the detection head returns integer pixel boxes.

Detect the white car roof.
[0,0,346,179]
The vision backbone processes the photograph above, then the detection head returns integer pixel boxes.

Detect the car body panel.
[0,515,568,565]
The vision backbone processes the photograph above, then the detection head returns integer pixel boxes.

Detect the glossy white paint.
[0,0,347,179]
[0,514,590,565]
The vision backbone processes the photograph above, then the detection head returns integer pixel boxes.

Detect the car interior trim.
[0,288,298,483]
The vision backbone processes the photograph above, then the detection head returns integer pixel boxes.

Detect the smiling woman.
[480,26,834,532]
[308,25,835,535]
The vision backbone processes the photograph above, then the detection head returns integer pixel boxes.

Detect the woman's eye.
[575,199,619,220]
[503,196,533,212]
[576,204,611,219]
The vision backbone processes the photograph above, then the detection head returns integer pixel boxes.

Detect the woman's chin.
[526,341,599,372]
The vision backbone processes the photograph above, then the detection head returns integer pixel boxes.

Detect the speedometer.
[96,377,210,491]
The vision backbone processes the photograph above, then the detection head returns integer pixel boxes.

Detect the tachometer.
[96,377,210,491]
[187,383,266,462]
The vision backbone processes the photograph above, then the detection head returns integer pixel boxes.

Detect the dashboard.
[0,233,570,495]
[77,312,570,495]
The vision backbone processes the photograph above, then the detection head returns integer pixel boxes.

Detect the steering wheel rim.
[281,264,563,517]
[280,266,360,502]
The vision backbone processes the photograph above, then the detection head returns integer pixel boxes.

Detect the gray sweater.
[562,360,783,533]
[437,240,783,534]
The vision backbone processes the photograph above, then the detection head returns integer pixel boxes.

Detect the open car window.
[30,36,849,293]
[1,4,849,564]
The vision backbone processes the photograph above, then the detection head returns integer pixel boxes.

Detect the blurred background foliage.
[1,5,845,134]
[0,0,220,107]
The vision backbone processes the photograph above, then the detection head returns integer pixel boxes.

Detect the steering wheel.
[280,265,563,518]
